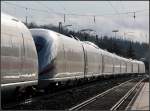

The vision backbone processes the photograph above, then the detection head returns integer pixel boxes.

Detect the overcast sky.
[1,1,149,43]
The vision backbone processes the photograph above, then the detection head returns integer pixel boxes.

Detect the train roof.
[132,59,144,64]
[2,12,20,22]
[84,41,99,49]
[2,12,32,39]
[30,28,74,39]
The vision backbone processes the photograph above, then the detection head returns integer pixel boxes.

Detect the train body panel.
[57,33,85,79]
[103,51,114,75]
[1,13,38,99]
[137,61,145,73]
[82,42,102,77]
[132,60,139,73]
[120,58,127,74]
[126,60,132,73]
[113,56,121,74]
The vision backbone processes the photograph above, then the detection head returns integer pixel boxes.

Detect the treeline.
[26,22,149,72]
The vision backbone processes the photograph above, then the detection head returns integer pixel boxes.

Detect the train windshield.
[33,36,46,52]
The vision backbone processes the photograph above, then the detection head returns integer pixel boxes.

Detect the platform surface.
[130,82,149,110]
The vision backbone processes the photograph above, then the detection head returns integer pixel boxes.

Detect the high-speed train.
[30,28,145,88]
[1,13,145,101]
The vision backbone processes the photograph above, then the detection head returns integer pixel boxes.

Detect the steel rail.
[125,82,145,110]
[68,78,139,111]
[110,78,145,111]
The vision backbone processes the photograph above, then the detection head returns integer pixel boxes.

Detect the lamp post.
[112,30,119,39]
[25,8,28,26]
[59,22,62,33]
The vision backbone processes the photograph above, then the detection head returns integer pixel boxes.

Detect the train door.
[81,44,88,78]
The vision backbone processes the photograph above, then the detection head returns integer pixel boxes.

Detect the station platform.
[130,82,149,110]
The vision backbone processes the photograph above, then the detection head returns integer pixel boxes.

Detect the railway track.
[68,77,146,111]
[2,76,146,110]
[125,78,149,110]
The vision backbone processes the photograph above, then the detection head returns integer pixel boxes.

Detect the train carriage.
[1,13,38,100]
[30,29,86,87]
[56,33,85,80]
